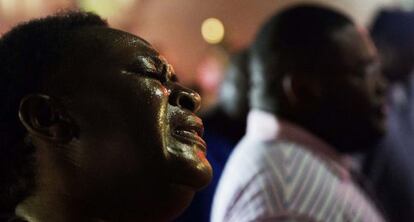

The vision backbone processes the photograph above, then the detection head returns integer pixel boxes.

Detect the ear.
[19,94,76,142]
[282,74,322,107]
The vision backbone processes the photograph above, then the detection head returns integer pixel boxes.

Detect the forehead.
[58,27,168,91]
[65,27,172,76]
[331,25,377,67]
[71,27,161,63]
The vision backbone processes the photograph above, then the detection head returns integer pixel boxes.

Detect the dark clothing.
[363,78,414,221]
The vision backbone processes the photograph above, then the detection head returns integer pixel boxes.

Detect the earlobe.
[19,94,75,142]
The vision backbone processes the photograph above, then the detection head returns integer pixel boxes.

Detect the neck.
[15,193,97,222]
[281,111,378,154]
[15,193,170,222]
[15,144,100,222]
[19,143,182,222]
[15,180,181,222]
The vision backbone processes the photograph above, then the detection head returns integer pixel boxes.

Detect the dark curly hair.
[0,11,107,214]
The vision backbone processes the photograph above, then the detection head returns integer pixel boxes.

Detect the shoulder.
[224,138,334,182]
[212,139,333,222]
[213,137,385,221]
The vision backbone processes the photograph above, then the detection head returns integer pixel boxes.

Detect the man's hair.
[249,4,353,112]
[0,11,107,213]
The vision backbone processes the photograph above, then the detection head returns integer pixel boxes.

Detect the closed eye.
[123,56,164,81]
[121,69,164,83]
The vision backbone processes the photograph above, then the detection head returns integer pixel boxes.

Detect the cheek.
[131,79,170,162]
[350,77,376,106]
[135,79,169,106]
[69,79,171,178]
[78,134,142,174]
[135,79,170,129]
[324,78,371,113]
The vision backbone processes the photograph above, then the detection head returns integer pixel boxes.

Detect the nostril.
[177,94,196,111]
[168,82,201,112]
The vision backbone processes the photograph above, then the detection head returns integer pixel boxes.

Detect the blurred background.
[0,0,410,111]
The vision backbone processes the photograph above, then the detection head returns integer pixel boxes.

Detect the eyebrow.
[122,56,182,84]
[124,56,162,74]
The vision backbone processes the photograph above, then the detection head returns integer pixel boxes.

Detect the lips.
[168,113,212,190]
[172,118,207,153]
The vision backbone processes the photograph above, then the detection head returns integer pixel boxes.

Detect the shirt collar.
[246,109,352,180]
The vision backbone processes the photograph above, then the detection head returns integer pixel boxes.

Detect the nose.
[168,82,201,113]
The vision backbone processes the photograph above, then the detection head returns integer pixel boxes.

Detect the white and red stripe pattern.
[211,110,384,222]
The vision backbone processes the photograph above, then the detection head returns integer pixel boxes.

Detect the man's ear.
[19,94,75,142]
[282,74,322,107]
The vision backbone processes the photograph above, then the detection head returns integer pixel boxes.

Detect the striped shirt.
[211,110,384,222]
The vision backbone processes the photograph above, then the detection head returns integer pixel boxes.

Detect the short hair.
[0,11,107,213]
[249,4,353,112]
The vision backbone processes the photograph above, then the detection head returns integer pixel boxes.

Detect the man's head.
[0,12,212,221]
[250,5,387,153]
[371,10,414,82]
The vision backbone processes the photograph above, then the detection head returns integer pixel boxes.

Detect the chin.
[166,141,213,190]
[129,183,195,222]
[160,183,196,221]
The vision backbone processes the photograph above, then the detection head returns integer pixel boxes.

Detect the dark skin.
[268,25,387,153]
[15,27,212,222]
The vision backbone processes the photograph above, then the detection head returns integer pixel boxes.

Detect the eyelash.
[123,70,171,87]
[145,70,165,81]
[122,64,178,83]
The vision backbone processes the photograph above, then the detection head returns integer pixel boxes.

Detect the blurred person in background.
[0,11,212,222]
[176,49,249,222]
[363,9,414,222]
[212,4,387,222]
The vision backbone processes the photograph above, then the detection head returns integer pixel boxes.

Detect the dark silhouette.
[0,11,212,222]
[212,5,387,221]
[363,9,414,222]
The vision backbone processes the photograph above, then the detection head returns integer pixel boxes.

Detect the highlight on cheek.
[153,86,168,97]
[196,150,207,160]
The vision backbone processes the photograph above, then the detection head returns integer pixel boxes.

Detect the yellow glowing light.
[201,18,225,44]
[78,0,134,17]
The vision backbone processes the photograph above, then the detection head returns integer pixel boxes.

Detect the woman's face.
[52,27,212,220]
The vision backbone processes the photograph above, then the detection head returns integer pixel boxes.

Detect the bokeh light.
[78,0,135,17]
[201,17,225,44]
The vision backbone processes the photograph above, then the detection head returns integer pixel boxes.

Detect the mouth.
[172,118,207,153]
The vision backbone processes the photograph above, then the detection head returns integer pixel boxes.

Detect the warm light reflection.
[24,0,43,15]
[0,0,17,17]
[201,17,225,44]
